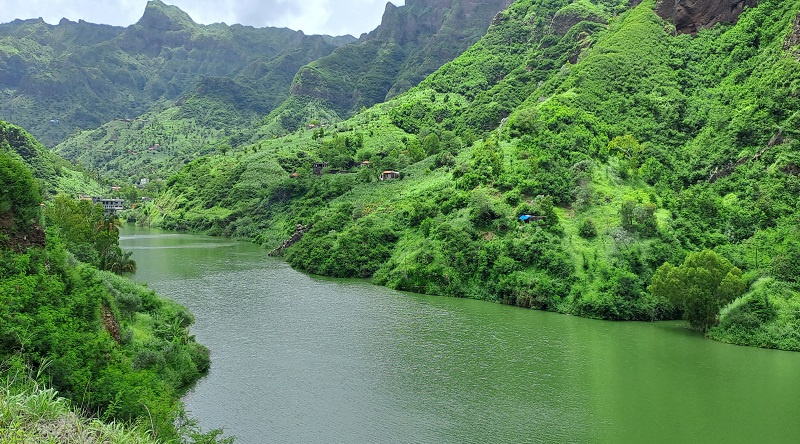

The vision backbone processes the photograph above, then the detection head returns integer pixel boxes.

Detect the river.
[119,225,800,443]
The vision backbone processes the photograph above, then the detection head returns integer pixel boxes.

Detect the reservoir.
[120,226,800,443]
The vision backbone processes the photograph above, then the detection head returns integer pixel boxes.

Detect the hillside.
[0,0,352,147]
[0,120,103,196]
[148,0,800,351]
[1,137,228,442]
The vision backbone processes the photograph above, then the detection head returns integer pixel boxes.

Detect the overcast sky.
[0,0,403,36]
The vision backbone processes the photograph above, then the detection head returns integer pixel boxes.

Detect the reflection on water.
[121,225,800,444]
[122,243,239,250]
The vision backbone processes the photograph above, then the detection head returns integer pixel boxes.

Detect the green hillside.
[0,137,227,442]
[0,120,103,196]
[148,0,800,351]
[41,0,513,184]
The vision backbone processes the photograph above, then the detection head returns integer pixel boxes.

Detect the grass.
[0,374,158,444]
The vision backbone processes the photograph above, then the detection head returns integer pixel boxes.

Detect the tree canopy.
[650,250,747,332]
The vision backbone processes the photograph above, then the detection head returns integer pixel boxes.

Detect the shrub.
[578,218,597,238]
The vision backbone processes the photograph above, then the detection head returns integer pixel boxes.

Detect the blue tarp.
[519,215,532,221]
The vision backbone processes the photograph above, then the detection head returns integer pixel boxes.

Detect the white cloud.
[0,0,402,36]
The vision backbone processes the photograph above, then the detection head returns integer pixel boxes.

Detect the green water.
[120,226,800,443]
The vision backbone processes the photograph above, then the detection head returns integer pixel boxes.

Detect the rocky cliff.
[655,0,758,33]
[785,12,800,55]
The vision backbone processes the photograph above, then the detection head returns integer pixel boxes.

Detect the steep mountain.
[53,30,339,183]
[0,0,352,147]
[654,0,757,33]
[150,0,800,351]
[48,0,516,184]
[262,0,515,133]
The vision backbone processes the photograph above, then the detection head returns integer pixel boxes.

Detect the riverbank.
[121,226,800,443]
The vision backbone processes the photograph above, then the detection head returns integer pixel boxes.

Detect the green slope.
[0,120,103,196]
[0,135,227,442]
[49,0,517,184]
[261,0,516,135]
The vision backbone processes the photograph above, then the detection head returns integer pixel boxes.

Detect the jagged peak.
[136,0,197,31]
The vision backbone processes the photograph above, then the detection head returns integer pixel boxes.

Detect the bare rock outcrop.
[101,304,122,344]
[784,13,800,54]
[269,224,311,257]
[0,211,46,253]
[655,0,757,34]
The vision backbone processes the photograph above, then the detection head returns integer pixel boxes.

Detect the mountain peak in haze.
[136,0,198,31]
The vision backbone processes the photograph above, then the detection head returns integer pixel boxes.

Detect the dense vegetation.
[145,0,800,351]
[0,148,227,441]
[3,0,800,439]
[1,371,159,443]
[0,120,103,197]
[267,0,515,134]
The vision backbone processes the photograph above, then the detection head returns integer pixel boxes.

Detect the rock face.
[655,0,758,34]
[0,212,45,253]
[784,13,800,53]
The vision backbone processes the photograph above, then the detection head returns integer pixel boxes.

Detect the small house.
[89,197,125,214]
[380,171,400,181]
[313,162,328,175]
[519,214,546,223]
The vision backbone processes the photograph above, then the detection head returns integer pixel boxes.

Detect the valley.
[3,0,800,442]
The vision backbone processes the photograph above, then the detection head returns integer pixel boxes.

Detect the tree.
[422,133,441,156]
[578,218,597,238]
[649,250,746,332]
[608,134,643,176]
[0,152,41,232]
[768,238,800,283]
[95,213,123,268]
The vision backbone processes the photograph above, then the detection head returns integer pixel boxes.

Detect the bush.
[578,218,597,238]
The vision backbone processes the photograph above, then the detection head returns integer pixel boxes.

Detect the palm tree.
[95,213,122,236]
[104,249,137,274]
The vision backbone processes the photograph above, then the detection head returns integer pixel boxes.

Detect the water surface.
[120,225,800,443]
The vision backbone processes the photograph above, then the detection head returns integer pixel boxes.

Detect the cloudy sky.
[0,0,403,36]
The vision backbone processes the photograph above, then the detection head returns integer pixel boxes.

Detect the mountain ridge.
[0,0,352,147]
[275,0,515,131]
[46,0,515,184]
